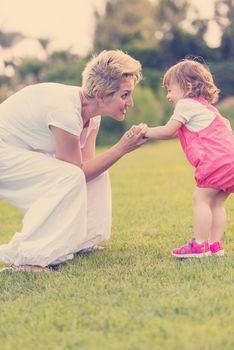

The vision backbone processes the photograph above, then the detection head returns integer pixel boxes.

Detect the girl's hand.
[129,123,148,136]
[117,123,148,154]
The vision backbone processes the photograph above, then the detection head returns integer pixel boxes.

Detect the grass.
[218,99,234,128]
[0,141,233,350]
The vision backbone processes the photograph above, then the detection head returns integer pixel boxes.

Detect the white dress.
[0,83,112,267]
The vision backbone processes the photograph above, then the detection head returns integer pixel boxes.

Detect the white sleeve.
[171,99,198,124]
[47,107,83,136]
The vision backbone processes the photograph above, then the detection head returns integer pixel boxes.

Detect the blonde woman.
[145,58,234,258]
[0,50,147,271]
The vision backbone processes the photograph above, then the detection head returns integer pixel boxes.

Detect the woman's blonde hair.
[82,50,142,98]
[163,59,220,104]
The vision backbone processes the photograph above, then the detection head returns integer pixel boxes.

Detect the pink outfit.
[178,97,234,193]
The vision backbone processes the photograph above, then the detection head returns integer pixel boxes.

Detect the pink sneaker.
[171,237,211,258]
[210,242,224,256]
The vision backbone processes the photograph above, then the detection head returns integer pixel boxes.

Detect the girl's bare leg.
[210,191,229,243]
[193,187,219,242]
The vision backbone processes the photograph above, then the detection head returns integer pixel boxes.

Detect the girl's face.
[166,81,185,107]
[101,78,135,121]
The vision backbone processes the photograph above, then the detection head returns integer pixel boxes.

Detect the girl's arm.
[50,125,148,181]
[146,119,182,140]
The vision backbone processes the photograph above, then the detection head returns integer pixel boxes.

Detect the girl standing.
[146,59,234,258]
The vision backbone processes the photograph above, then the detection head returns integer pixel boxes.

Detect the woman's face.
[102,78,135,121]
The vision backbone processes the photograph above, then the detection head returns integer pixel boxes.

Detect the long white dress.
[0,83,112,267]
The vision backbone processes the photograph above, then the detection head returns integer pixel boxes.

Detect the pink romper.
[177,97,234,193]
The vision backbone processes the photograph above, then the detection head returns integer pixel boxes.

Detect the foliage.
[155,0,190,38]
[0,75,10,85]
[212,61,234,99]
[124,85,165,128]
[127,48,163,70]
[94,0,212,67]
[94,0,158,51]
[141,67,163,92]
[4,56,88,93]
[0,30,24,48]
[219,104,234,128]
[0,84,11,104]
[97,117,125,146]
[157,27,219,68]
[0,142,233,350]
[215,0,234,60]
[49,50,78,63]
[18,58,44,83]
[43,61,85,85]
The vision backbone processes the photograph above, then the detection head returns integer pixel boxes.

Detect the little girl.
[146,59,234,258]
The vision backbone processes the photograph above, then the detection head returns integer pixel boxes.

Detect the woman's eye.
[122,93,128,99]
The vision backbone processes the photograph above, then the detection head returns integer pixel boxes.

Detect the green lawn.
[0,141,233,350]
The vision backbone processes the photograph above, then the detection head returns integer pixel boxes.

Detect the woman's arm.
[81,128,99,162]
[50,125,148,181]
[146,119,182,140]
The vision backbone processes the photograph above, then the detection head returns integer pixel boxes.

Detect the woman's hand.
[117,123,148,154]
[50,124,148,182]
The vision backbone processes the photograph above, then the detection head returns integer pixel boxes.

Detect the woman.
[0,50,147,271]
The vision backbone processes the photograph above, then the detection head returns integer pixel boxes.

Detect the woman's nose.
[127,96,133,107]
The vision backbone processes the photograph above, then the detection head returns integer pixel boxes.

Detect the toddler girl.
[146,59,234,258]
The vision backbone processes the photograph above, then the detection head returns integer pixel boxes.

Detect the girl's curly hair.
[163,58,220,104]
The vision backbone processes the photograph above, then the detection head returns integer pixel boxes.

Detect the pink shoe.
[171,237,211,258]
[210,242,224,256]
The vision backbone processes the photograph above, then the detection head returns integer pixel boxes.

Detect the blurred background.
[0,0,234,144]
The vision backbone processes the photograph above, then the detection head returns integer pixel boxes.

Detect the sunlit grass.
[0,141,233,350]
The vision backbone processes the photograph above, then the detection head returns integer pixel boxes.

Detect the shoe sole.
[211,250,224,256]
[172,251,212,258]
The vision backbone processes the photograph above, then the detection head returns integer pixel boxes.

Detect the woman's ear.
[95,90,104,104]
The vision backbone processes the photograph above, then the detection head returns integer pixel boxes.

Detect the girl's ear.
[186,83,193,96]
[187,82,193,94]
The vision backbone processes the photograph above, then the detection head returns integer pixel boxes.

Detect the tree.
[93,0,211,68]
[17,58,44,83]
[0,30,23,48]
[38,37,50,52]
[215,0,234,59]
[154,0,189,39]
[94,0,158,51]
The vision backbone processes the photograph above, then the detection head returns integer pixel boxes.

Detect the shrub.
[124,85,164,128]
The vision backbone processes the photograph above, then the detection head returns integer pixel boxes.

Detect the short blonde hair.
[82,50,142,98]
[163,59,220,104]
